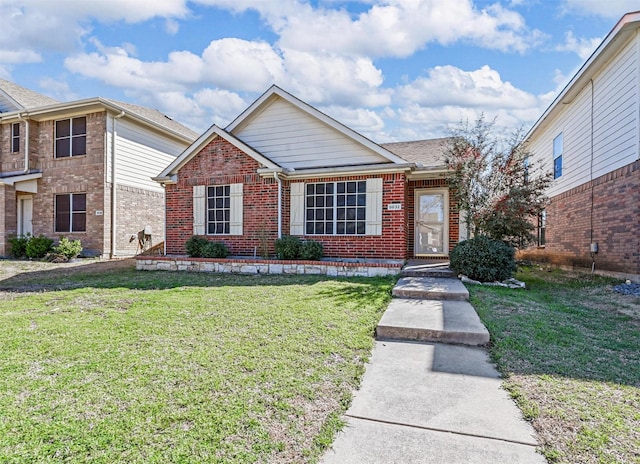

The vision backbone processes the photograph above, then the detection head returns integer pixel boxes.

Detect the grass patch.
[0,259,394,463]
[469,266,640,464]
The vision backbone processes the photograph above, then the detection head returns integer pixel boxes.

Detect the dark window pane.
[224,198,230,208]
[72,136,86,156]
[358,181,366,192]
[12,123,19,137]
[316,223,324,234]
[307,197,314,207]
[56,195,70,214]
[208,198,215,209]
[72,117,86,136]
[337,209,345,220]
[224,210,230,221]
[326,209,333,220]
[337,183,345,193]
[208,211,215,221]
[326,183,334,194]
[357,194,366,206]
[72,213,86,232]
[347,182,356,193]
[216,210,224,221]
[307,184,314,195]
[216,198,224,208]
[346,208,356,220]
[337,195,345,207]
[316,196,324,207]
[316,184,324,194]
[316,209,324,220]
[224,186,230,196]
[326,196,333,207]
[357,222,365,234]
[347,195,356,206]
[357,208,365,220]
[56,139,70,158]
[215,223,223,234]
[336,223,345,234]
[306,223,314,234]
[56,212,70,232]
[72,194,86,212]
[326,223,333,234]
[56,119,70,138]
[306,210,314,221]
[346,223,356,234]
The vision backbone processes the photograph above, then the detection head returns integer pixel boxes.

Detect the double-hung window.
[306,181,367,235]
[553,133,563,179]
[537,210,546,246]
[207,185,231,234]
[55,117,87,158]
[55,193,87,232]
[11,122,19,153]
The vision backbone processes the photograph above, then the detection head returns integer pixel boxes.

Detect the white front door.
[18,196,33,236]
[415,189,448,256]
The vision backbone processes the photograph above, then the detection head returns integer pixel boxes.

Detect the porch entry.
[414,189,448,256]
[17,195,33,236]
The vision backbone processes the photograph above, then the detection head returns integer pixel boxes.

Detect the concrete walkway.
[321,263,545,464]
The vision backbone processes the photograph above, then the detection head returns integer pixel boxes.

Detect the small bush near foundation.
[300,241,324,260]
[185,236,229,258]
[25,235,54,259]
[275,236,302,260]
[7,234,30,258]
[450,235,516,282]
[185,236,210,257]
[201,242,230,259]
[53,237,83,260]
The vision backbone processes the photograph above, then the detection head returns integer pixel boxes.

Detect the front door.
[415,189,448,256]
[18,195,33,236]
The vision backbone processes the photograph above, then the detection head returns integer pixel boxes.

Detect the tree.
[444,115,552,248]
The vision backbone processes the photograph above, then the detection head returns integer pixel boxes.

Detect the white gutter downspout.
[110,111,125,258]
[17,113,29,173]
[274,172,282,239]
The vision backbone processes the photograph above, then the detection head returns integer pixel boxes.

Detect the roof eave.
[261,163,415,180]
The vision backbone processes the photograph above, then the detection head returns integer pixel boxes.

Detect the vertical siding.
[528,34,639,197]
[112,118,187,192]
[234,98,389,169]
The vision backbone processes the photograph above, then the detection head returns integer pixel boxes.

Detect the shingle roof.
[0,78,59,110]
[381,137,451,167]
[105,99,198,140]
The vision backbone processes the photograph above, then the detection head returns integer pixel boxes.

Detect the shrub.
[25,235,54,259]
[185,235,210,257]
[201,241,230,259]
[7,234,29,258]
[300,240,324,260]
[449,235,516,282]
[274,235,302,260]
[53,237,83,259]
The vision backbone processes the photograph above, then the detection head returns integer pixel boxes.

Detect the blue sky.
[1,0,638,141]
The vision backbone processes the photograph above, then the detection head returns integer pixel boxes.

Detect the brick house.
[521,11,640,278]
[0,79,197,257]
[155,86,460,261]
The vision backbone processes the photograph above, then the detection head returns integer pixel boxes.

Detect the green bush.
[25,234,54,259]
[185,235,210,257]
[201,241,230,259]
[185,235,229,258]
[274,235,302,260]
[449,235,516,282]
[7,234,30,258]
[53,237,83,259]
[300,240,324,260]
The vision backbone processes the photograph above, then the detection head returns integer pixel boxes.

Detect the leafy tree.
[444,115,552,248]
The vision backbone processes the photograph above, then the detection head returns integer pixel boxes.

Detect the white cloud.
[555,31,601,59]
[38,77,79,101]
[561,0,639,19]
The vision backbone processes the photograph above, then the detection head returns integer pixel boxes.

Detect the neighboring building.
[0,79,197,257]
[155,85,459,261]
[522,11,640,277]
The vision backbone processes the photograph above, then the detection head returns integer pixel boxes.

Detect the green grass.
[0,260,394,463]
[468,267,640,464]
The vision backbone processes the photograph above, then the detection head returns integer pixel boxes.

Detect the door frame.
[17,194,34,236]
[414,188,449,257]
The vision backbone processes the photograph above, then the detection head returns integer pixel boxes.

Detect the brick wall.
[165,137,410,260]
[406,179,458,256]
[0,184,17,255]
[113,184,166,255]
[519,160,639,275]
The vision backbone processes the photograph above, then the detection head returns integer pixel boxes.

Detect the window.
[207,185,231,234]
[553,133,563,179]
[11,122,19,153]
[523,156,530,183]
[306,181,366,235]
[537,210,546,246]
[55,117,87,158]
[55,193,86,232]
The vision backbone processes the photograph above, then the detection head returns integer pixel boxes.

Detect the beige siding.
[528,34,639,197]
[106,118,185,192]
[234,98,389,169]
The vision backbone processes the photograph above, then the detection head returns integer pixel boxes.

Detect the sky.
[1,0,639,142]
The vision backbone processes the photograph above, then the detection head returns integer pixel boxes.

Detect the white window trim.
[11,122,19,153]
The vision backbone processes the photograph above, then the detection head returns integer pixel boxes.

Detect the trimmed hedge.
[450,235,516,282]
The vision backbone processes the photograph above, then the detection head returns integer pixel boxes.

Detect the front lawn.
[469,267,640,464]
[0,259,394,463]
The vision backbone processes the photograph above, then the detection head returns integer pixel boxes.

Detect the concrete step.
[377,298,490,346]
[401,261,456,278]
[392,277,469,301]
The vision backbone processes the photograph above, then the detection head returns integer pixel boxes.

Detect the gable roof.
[526,10,640,140]
[226,85,409,167]
[154,124,281,183]
[382,138,449,168]
[0,78,59,112]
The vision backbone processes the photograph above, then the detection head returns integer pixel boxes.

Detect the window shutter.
[229,183,243,236]
[193,185,206,235]
[365,178,383,235]
[290,182,305,235]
